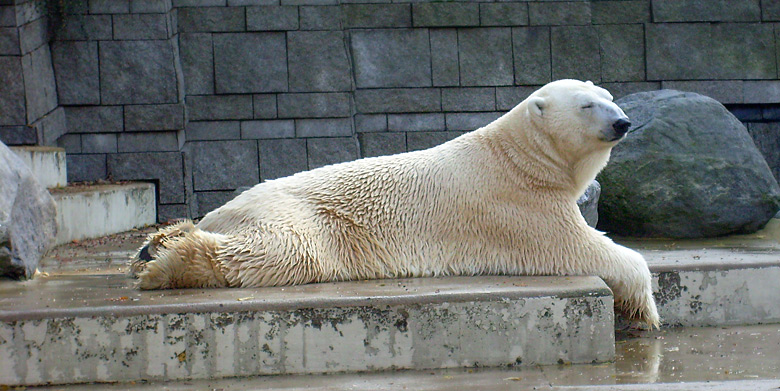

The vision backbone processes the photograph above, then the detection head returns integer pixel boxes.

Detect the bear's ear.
[585,80,594,86]
[527,96,545,117]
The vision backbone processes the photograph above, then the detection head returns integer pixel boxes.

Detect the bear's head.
[511,79,631,194]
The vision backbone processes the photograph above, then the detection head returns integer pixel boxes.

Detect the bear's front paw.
[129,220,195,278]
[617,287,660,329]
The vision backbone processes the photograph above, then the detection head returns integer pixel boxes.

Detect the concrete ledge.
[625,224,780,327]
[0,275,615,386]
[49,182,156,245]
[9,146,67,188]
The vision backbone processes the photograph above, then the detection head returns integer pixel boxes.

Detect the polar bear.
[132,79,659,328]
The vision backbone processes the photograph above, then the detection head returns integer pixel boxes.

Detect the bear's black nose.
[612,118,631,135]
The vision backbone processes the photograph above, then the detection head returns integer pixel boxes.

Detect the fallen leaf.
[504,377,523,381]
[237,297,254,301]
[177,351,186,362]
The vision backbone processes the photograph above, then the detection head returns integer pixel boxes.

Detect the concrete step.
[0,275,615,386]
[27,324,780,390]
[9,145,67,188]
[626,217,780,327]
[49,182,157,246]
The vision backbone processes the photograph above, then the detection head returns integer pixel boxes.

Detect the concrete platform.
[49,182,156,245]
[9,146,67,188]
[0,275,614,386]
[619,218,780,327]
[29,324,780,390]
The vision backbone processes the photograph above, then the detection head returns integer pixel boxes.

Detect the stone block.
[186,121,241,141]
[0,126,36,145]
[653,0,760,22]
[195,191,235,217]
[729,106,762,122]
[173,0,226,5]
[14,1,45,24]
[646,23,775,80]
[592,1,649,24]
[277,92,350,118]
[551,26,600,82]
[186,94,253,121]
[442,88,496,112]
[355,88,440,113]
[90,0,130,14]
[282,0,338,4]
[412,2,478,27]
[596,24,644,82]
[157,203,187,222]
[529,1,590,26]
[108,151,185,203]
[355,114,386,133]
[190,140,259,191]
[0,6,15,27]
[21,45,58,123]
[53,14,112,40]
[18,17,47,54]
[179,33,214,95]
[288,31,351,92]
[660,80,744,104]
[307,136,358,169]
[229,0,284,5]
[130,0,173,13]
[65,106,123,133]
[496,86,538,111]
[744,81,780,104]
[33,106,67,145]
[765,1,780,20]
[253,94,277,119]
[124,104,184,131]
[359,132,406,158]
[177,7,244,32]
[258,138,307,180]
[598,82,660,100]
[240,120,294,139]
[214,33,287,93]
[747,122,780,181]
[351,29,431,89]
[299,6,341,30]
[430,28,458,87]
[0,56,25,125]
[246,6,298,31]
[763,106,780,121]
[113,13,169,40]
[296,118,351,138]
[459,28,513,86]
[51,41,99,105]
[0,27,17,55]
[446,112,502,131]
[117,132,179,152]
[407,131,463,152]
[67,153,107,182]
[344,4,410,28]
[479,3,528,27]
[388,113,444,132]
[81,133,117,153]
[99,40,178,105]
[57,134,81,153]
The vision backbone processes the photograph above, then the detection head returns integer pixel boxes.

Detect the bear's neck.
[479,112,605,200]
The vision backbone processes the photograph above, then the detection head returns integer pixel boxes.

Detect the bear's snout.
[612,118,631,137]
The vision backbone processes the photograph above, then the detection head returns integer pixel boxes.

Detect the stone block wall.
[1,0,779,220]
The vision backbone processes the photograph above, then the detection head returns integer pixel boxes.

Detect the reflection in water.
[616,333,661,383]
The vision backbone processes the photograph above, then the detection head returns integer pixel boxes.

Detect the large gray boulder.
[598,90,780,238]
[0,142,57,279]
[577,180,600,228]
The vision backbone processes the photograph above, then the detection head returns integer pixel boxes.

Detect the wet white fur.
[134,79,659,327]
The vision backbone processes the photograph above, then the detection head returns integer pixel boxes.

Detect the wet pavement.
[29,324,780,390]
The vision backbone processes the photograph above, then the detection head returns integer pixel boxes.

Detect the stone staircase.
[9,146,156,245]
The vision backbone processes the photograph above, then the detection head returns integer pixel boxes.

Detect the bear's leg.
[130,220,196,277]
[135,229,230,289]
[593,245,660,329]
